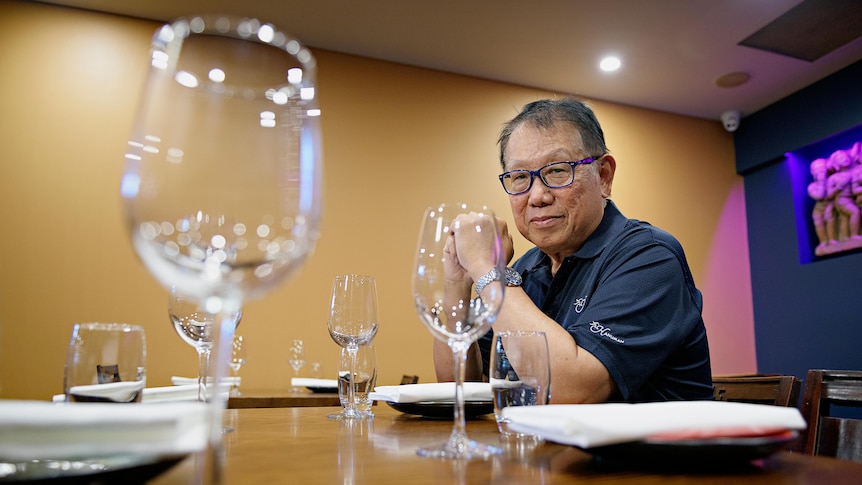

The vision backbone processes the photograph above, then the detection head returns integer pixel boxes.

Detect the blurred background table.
[227,390,340,409]
[153,405,862,484]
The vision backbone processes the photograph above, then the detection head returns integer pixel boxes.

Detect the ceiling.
[35,0,862,122]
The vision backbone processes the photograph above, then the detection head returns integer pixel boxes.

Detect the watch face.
[504,268,522,286]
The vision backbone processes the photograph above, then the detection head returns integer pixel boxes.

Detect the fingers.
[496,217,515,264]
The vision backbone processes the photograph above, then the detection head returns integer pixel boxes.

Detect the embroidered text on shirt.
[574,296,587,313]
[589,321,625,343]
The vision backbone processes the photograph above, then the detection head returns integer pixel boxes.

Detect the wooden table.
[227,390,340,409]
[151,406,862,484]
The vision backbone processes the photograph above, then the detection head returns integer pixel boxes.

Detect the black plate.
[386,401,494,419]
[306,386,337,394]
[582,430,798,467]
[0,453,187,483]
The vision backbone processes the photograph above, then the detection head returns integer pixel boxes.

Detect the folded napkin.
[0,400,209,461]
[52,384,231,404]
[64,381,144,403]
[502,401,807,449]
[171,376,240,386]
[291,378,338,389]
[369,382,492,403]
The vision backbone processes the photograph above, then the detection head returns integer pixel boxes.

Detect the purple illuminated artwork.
[790,125,862,263]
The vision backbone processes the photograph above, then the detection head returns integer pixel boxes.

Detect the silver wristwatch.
[474,267,522,295]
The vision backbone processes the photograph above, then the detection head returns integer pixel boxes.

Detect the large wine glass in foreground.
[413,203,506,459]
[120,14,322,480]
[327,274,379,420]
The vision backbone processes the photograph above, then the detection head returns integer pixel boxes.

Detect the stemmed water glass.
[168,287,242,402]
[120,14,322,478]
[288,339,306,392]
[412,203,507,459]
[327,274,379,420]
[229,335,247,396]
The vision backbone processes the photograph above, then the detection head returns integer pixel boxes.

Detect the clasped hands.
[442,212,514,288]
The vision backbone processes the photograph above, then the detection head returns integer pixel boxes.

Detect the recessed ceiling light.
[599,56,621,72]
[714,71,751,88]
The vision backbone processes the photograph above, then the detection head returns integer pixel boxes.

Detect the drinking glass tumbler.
[338,344,377,417]
[490,330,551,437]
[63,323,146,403]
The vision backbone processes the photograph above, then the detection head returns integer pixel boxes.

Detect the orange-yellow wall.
[0,0,756,400]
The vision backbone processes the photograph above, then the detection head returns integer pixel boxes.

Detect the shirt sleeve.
[566,234,705,401]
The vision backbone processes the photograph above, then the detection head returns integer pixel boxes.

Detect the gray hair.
[497,98,608,169]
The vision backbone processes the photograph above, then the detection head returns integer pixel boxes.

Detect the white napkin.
[502,401,808,448]
[0,400,209,461]
[64,381,144,402]
[171,376,240,386]
[52,384,231,404]
[141,384,206,402]
[291,378,338,389]
[369,382,492,403]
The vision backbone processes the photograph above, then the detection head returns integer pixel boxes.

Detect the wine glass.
[327,274,379,420]
[229,335,247,396]
[412,203,506,459]
[288,339,306,393]
[168,287,242,402]
[120,14,322,478]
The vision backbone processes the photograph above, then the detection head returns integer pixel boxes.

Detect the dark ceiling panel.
[739,0,862,62]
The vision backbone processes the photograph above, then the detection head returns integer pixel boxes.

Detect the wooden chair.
[712,374,802,407]
[798,369,862,462]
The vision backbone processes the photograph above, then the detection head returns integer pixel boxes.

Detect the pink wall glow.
[701,181,758,375]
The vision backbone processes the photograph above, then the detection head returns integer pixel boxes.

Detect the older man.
[434,98,713,403]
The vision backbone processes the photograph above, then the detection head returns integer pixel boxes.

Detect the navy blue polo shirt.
[480,200,713,402]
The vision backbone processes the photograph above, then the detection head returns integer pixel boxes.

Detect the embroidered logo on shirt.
[574,296,587,313]
[589,321,625,344]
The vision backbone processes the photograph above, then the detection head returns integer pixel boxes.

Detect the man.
[434,98,713,403]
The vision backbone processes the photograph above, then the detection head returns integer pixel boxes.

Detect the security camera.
[720,110,741,132]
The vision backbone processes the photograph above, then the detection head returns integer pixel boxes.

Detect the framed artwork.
[789,124,862,264]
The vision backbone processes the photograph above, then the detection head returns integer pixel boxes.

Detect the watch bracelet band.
[475,267,522,295]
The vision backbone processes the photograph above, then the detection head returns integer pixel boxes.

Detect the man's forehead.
[505,124,586,165]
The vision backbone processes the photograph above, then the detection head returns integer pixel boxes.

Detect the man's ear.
[598,154,616,198]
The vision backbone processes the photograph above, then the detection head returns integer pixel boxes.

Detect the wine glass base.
[327,410,374,420]
[416,438,501,460]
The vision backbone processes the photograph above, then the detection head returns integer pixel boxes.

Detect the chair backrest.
[798,369,862,462]
[712,374,801,407]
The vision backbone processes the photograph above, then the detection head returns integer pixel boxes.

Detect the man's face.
[503,122,613,259]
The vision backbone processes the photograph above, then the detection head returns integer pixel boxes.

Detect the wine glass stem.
[197,348,211,402]
[450,341,469,444]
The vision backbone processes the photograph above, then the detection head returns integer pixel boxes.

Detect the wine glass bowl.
[327,324,379,349]
[327,274,379,420]
[412,203,507,459]
[121,14,323,304]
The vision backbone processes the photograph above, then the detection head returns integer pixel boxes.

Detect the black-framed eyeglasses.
[498,157,597,195]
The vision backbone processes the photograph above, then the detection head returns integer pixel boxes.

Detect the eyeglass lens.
[503,162,575,194]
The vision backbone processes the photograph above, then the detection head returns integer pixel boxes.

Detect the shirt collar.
[569,199,627,260]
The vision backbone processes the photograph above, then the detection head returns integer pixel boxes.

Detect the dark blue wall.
[734,60,862,381]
